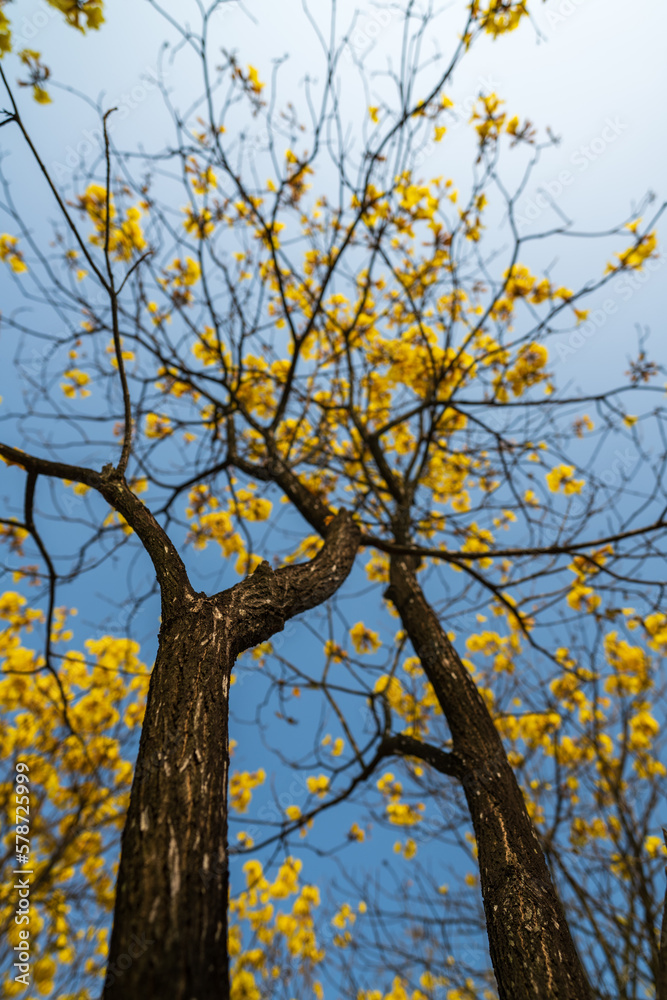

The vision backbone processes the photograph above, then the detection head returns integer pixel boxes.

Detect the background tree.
[1,2,666,999]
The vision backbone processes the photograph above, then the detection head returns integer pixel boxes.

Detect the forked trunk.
[101,509,360,999]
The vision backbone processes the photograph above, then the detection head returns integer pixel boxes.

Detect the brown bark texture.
[102,509,360,999]
[385,551,593,1000]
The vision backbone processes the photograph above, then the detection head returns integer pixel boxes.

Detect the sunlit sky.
[4,0,666,386]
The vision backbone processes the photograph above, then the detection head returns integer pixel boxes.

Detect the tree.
[1,2,666,998]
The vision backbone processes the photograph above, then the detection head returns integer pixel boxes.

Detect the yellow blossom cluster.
[183,483,272,575]
[607,223,658,272]
[49,0,104,33]
[373,671,439,737]
[564,545,613,614]
[603,633,652,697]
[466,629,521,674]
[357,970,454,1000]
[186,157,217,195]
[377,771,425,826]
[0,523,30,557]
[229,857,324,1000]
[0,595,148,996]
[350,622,382,655]
[60,368,91,399]
[491,263,572,327]
[230,769,266,813]
[0,233,28,273]
[76,184,147,261]
[474,1,529,37]
[470,91,532,152]
[546,464,585,496]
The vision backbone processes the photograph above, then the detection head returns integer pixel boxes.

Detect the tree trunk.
[103,598,233,999]
[102,510,360,999]
[386,552,592,1000]
[657,832,667,1000]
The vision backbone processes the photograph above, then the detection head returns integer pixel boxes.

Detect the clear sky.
[4,0,666,388]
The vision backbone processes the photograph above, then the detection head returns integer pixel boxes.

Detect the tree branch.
[215,509,361,658]
[379,732,464,779]
[0,444,193,609]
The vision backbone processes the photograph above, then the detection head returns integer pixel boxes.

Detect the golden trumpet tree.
[1,2,666,999]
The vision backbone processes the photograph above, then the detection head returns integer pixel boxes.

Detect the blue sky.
[4,0,666,392]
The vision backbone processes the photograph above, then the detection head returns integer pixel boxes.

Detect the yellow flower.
[644,835,667,859]
[350,621,382,654]
[545,464,584,495]
[145,413,173,439]
[306,774,329,798]
[50,0,105,33]
[229,769,266,813]
[60,369,91,399]
[183,206,214,238]
[233,488,272,522]
[0,234,28,273]
[612,230,658,271]
[246,64,264,94]
[386,801,424,826]
[0,11,11,56]
[478,1,530,37]
[402,838,417,859]
[33,85,52,104]
[324,640,348,662]
[365,553,390,582]
[231,969,261,1000]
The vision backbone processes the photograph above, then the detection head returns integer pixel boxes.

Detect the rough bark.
[103,601,233,999]
[102,510,360,1000]
[0,447,362,997]
[385,551,592,1000]
[0,449,193,614]
[657,830,667,1000]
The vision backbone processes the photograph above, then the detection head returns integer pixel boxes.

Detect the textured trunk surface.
[100,510,360,999]
[103,599,232,1000]
[386,553,592,1000]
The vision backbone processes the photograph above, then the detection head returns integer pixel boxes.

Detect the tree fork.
[103,511,360,999]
